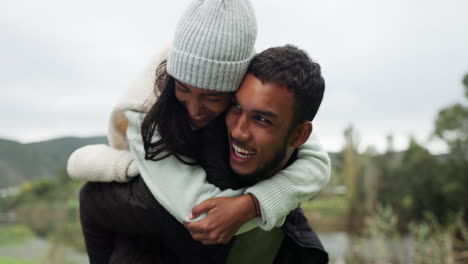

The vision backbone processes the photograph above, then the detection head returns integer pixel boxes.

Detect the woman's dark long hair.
[141,60,200,164]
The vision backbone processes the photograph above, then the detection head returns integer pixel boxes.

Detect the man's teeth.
[233,144,255,158]
[233,144,254,154]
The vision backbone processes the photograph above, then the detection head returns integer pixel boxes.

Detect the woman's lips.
[190,114,210,127]
[194,114,207,120]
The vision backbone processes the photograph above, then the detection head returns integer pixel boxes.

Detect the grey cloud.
[2,0,468,152]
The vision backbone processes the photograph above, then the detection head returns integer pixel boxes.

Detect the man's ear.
[290,121,313,148]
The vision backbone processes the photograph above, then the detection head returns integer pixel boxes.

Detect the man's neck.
[236,149,299,186]
[267,149,299,179]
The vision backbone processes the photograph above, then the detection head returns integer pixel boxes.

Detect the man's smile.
[230,140,256,161]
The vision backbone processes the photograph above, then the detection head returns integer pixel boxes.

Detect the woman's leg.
[109,234,166,264]
[79,177,232,264]
[79,178,164,264]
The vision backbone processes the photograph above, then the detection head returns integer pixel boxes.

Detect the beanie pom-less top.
[167,0,257,92]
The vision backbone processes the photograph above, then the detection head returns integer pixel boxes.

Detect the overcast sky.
[2,0,468,153]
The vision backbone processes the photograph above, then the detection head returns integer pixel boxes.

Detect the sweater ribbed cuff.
[246,175,298,231]
[167,47,254,92]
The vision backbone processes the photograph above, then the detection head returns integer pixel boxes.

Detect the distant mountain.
[4,135,423,189]
[0,136,107,188]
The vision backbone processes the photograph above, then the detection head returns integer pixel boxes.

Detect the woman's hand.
[183,194,257,245]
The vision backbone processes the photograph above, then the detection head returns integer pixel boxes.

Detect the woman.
[68,0,330,262]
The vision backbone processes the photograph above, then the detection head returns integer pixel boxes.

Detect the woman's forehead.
[175,80,230,96]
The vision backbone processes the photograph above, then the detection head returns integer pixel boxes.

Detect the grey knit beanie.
[167,0,257,92]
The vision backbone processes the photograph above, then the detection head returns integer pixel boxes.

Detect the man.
[184,44,328,263]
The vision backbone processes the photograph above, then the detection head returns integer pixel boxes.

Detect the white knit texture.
[67,144,139,183]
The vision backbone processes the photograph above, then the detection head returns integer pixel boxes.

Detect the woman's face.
[175,80,232,128]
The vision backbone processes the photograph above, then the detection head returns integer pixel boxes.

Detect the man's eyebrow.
[232,95,278,119]
[253,110,278,119]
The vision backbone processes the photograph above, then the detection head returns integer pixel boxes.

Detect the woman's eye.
[205,97,222,102]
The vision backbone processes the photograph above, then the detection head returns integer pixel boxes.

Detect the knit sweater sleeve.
[245,133,331,230]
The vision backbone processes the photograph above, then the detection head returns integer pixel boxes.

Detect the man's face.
[226,74,297,178]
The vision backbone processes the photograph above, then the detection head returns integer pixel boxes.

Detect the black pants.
[79,177,233,264]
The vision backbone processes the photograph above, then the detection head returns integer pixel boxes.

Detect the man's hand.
[184,194,257,245]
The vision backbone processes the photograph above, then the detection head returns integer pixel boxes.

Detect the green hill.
[3,136,423,189]
[0,136,107,188]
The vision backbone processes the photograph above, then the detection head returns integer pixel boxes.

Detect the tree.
[434,74,468,159]
[341,125,365,231]
[433,73,468,222]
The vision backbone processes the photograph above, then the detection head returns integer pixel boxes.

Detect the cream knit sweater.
[67,47,331,232]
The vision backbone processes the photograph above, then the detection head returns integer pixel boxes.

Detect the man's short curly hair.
[247,45,325,127]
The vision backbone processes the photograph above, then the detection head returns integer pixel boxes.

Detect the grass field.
[301,194,348,232]
[0,225,36,264]
[0,225,33,246]
[0,256,35,264]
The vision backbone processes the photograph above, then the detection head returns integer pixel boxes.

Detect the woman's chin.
[190,119,210,129]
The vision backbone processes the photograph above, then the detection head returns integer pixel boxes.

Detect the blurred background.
[1,0,467,263]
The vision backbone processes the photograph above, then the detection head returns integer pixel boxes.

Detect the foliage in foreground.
[348,205,468,264]
[3,169,85,252]
[0,225,34,246]
[0,256,35,264]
